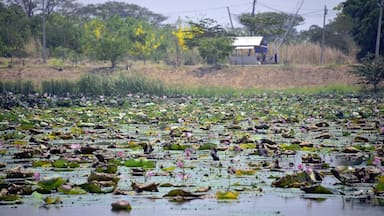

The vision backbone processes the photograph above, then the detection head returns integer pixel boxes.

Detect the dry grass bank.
[0,57,358,90]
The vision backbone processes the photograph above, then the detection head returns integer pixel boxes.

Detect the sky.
[80,0,345,31]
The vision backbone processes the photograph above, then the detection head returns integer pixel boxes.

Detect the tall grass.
[272,42,356,65]
[0,76,373,98]
[0,80,36,95]
[39,73,167,97]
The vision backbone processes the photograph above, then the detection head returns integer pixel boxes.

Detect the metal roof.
[232,36,264,47]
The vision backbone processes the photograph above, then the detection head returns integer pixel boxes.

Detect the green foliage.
[46,14,83,55]
[76,1,166,25]
[41,79,77,96]
[184,19,234,65]
[239,12,303,40]
[342,0,382,58]
[82,17,130,68]
[95,164,118,174]
[59,186,87,195]
[128,21,163,64]
[124,158,155,168]
[80,182,102,193]
[0,3,31,57]
[216,191,240,200]
[52,159,79,168]
[0,80,36,95]
[350,55,384,91]
[199,143,217,150]
[163,143,191,151]
[198,37,234,65]
[38,177,66,191]
[300,14,356,55]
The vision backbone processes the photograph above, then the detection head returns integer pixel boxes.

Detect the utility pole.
[227,7,234,32]
[251,0,257,36]
[376,0,384,59]
[42,0,47,64]
[252,0,257,17]
[320,5,327,65]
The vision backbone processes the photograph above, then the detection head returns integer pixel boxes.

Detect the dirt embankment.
[0,62,358,90]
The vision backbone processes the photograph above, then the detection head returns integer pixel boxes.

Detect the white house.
[230,36,273,65]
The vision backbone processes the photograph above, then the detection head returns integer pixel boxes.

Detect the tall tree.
[300,13,355,55]
[342,0,383,59]
[82,16,132,68]
[184,19,234,65]
[7,0,37,17]
[128,21,163,64]
[239,12,304,41]
[0,3,31,57]
[46,14,82,54]
[76,1,166,25]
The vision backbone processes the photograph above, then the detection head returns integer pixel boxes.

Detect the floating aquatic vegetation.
[216,191,240,200]
[37,176,66,191]
[374,176,384,195]
[272,172,312,188]
[58,185,87,195]
[0,93,383,214]
[300,185,333,194]
[124,158,156,168]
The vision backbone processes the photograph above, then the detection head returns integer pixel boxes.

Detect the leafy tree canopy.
[342,0,383,59]
[300,13,355,54]
[239,12,304,41]
[76,1,167,25]
[0,2,31,57]
[182,18,234,65]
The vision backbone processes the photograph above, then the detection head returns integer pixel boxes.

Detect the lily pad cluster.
[0,93,383,209]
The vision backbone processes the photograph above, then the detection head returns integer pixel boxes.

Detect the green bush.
[350,55,384,92]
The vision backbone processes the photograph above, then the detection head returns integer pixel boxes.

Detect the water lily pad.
[59,186,87,195]
[216,191,240,200]
[124,158,155,168]
[300,185,333,194]
[272,172,311,188]
[38,176,65,191]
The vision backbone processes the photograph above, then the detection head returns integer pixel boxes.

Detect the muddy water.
[1,194,383,216]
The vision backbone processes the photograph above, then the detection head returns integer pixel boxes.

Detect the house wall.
[229,56,259,65]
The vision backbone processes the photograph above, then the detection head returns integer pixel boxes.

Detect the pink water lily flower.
[185,132,193,139]
[373,157,381,166]
[70,144,81,150]
[306,166,313,173]
[297,164,304,171]
[116,151,125,158]
[185,148,193,158]
[145,171,155,178]
[32,172,40,181]
[177,161,184,168]
[177,172,191,180]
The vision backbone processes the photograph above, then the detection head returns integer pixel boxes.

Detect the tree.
[128,21,163,64]
[82,17,131,68]
[239,12,304,41]
[342,0,383,58]
[184,19,234,65]
[46,14,82,57]
[350,54,384,91]
[76,1,166,25]
[300,13,356,55]
[198,37,233,65]
[0,3,31,58]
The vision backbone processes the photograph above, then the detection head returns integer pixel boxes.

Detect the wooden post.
[320,5,327,64]
[376,0,384,59]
